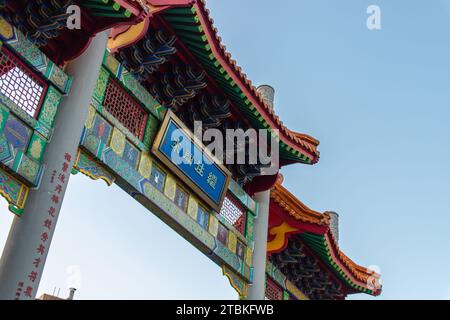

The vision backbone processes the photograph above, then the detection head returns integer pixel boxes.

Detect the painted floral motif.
[103,53,120,76]
[48,63,70,93]
[84,134,100,154]
[245,247,252,267]
[187,197,198,220]
[28,136,44,161]
[138,153,152,179]
[38,86,61,129]
[85,106,97,130]
[208,215,219,237]
[246,213,255,242]
[163,175,176,201]
[228,231,237,254]
[143,114,160,147]
[93,67,109,103]
[9,32,47,73]
[110,128,126,156]
[17,155,39,183]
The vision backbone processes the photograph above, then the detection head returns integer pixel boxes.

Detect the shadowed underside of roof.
[270,182,382,296]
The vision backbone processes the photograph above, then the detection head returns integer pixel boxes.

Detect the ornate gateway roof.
[107,0,320,166]
[0,0,321,190]
[268,178,382,298]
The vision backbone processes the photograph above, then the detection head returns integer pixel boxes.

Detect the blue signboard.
[152,111,231,212]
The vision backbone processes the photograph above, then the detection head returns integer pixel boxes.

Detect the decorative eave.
[107,0,320,165]
[268,181,382,296]
[271,182,330,227]
[162,0,320,165]
[0,0,145,64]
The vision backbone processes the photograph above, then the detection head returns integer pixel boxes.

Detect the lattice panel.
[0,47,47,117]
[219,196,246,235]
[103,79,148,139]
[265,277,283,301]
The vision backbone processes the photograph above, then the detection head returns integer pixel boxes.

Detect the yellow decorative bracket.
[222,265,248,300]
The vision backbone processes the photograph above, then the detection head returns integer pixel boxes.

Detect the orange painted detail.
[325,232,382,294]
[108,18,150,52]
[271,182,330,226]
[267,222,299,254]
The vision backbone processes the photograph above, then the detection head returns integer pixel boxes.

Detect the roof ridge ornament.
[257,85,275,110]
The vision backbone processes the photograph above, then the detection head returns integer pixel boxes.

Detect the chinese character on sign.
[195,163,205,177]
[183,151,194,165]
[62,162,69,173]
[207,172,217,190]
[171,139,182,153]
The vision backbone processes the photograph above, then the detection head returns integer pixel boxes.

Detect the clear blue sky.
[1,0,450,300]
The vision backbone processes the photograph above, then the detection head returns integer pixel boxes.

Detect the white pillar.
[0,32,108,300]
[247,190,271,300]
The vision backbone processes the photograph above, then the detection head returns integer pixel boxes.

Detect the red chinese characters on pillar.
[51,194,59,204]
[58,174,65,184]
[43,219,52,230]
[24,286,33,298]
[41,232,48,242]
[33,258,41,268]
[48,207,56,218]
[36,244,45,255]
[55,185,63,194]
[17,152,74,299]
[14,282,24,299]
[28,271,38,283]
[50,170,57,184]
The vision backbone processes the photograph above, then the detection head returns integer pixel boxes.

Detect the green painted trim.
[300,233,374,295]
[81,0,132,19]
